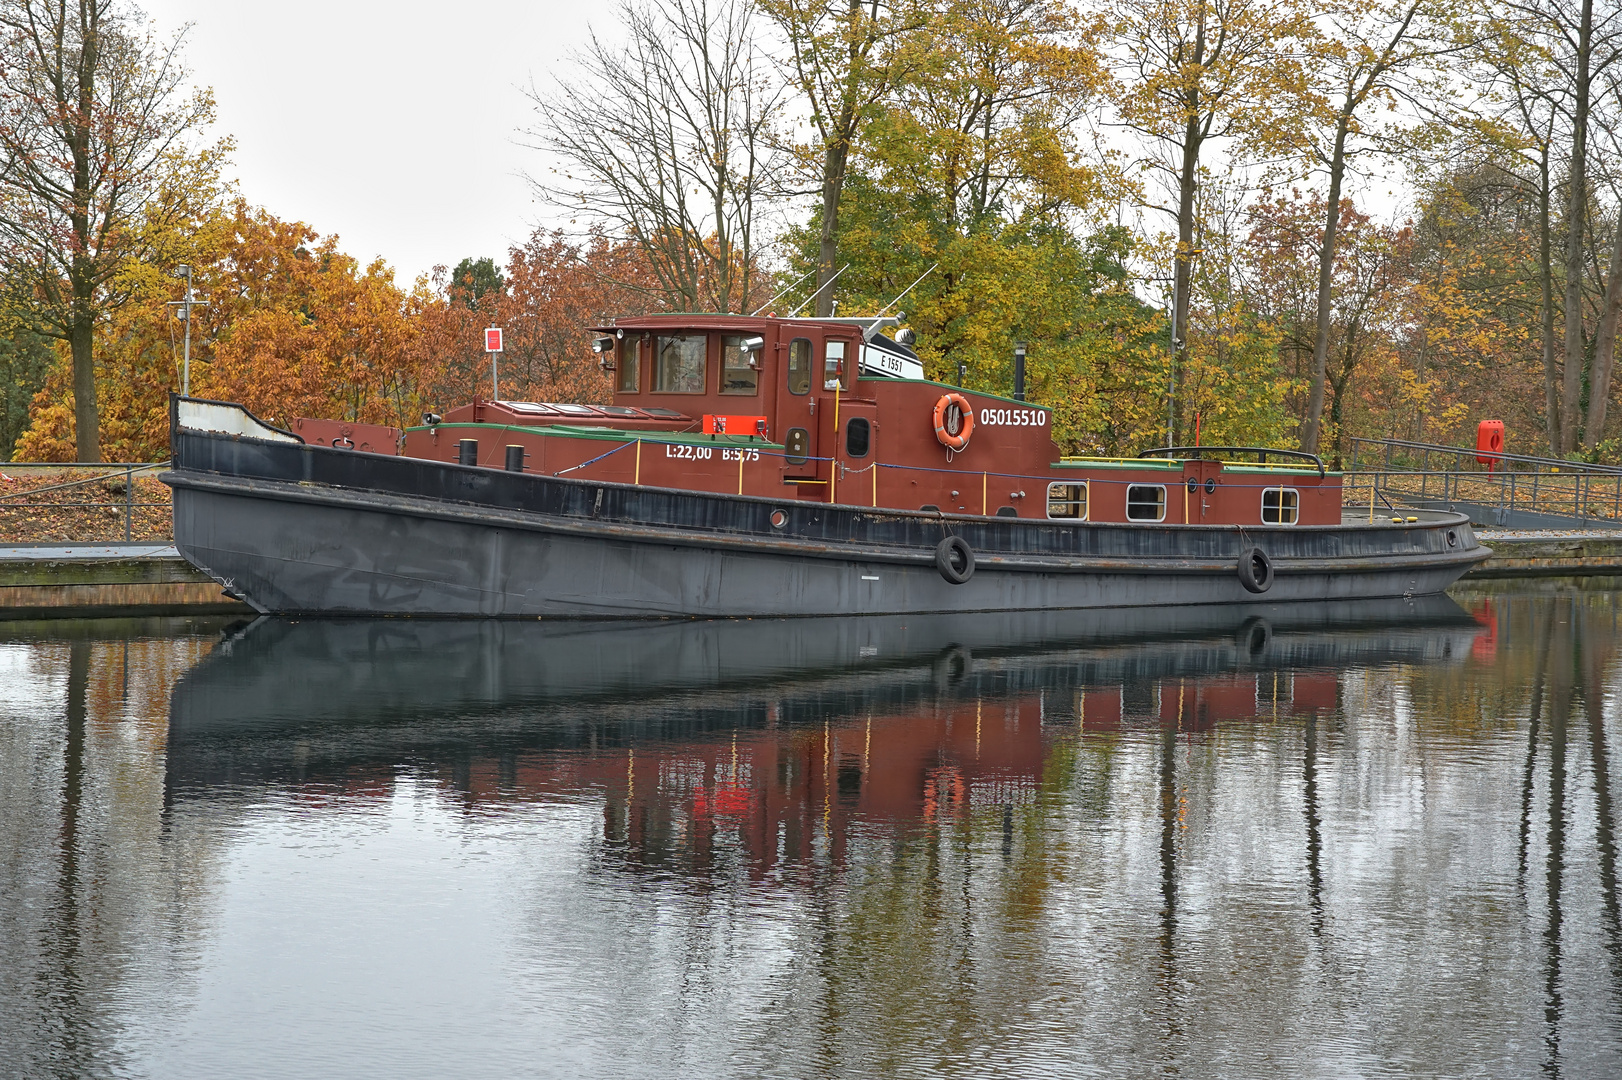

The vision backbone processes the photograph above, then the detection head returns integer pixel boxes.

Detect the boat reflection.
[167,598,1481,874]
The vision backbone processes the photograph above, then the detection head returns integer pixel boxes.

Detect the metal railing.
[0,462,172,543]
[1343,437,1622,528]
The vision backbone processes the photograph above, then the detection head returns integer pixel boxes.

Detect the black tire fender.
[1238,546,1273,594]
[935,535,975,584]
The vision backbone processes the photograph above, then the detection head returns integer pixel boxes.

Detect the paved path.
[0,543,180,561]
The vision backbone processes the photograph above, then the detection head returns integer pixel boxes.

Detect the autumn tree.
[1296,1,1461,453]
[761,0,929,316]
[410,230,658,411]
[1492,0,1622,452]
[1245,191,1417,463]
[1104,0,1314,445]
[785,0,1108,378]
[524,0,785,314]
[0,0,224,460]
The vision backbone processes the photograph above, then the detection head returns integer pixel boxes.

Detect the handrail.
[1137,445,1326,477]
[1347,435,1622,475]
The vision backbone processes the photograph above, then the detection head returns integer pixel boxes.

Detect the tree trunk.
[1584,218,1622,450]
[1302,110,1352,454]
[70,2,101,462]
[69,307,98,463]
[1170,119,1198,448]
[1541,146,1561,455]
[1560,0,1594,455]
[814,135,850,318]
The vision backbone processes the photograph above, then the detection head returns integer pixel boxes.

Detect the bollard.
[458,438,478,466]
[505,445,525,473]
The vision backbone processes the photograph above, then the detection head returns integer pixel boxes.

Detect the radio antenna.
[874,263,937,318]
[750,266,818,316]
[788,264,849,317]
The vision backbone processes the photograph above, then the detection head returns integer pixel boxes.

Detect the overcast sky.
[141,0,597,286]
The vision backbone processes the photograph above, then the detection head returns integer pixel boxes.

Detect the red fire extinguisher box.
[1476,420,1505,468]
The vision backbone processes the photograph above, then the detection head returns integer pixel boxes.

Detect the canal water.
[2,587,1620,1079]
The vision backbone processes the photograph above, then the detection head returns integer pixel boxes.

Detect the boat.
[161,312,1490,617]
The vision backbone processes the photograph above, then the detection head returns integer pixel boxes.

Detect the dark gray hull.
[164,413,1490,618]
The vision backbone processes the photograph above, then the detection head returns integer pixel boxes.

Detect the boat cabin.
[391,312,1342,526]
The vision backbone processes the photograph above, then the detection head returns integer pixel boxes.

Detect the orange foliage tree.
[13,205,662,461]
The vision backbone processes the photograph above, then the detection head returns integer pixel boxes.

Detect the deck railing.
[0,462,172,543]
[1342,437,1622,527]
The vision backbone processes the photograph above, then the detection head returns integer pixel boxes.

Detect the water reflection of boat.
[166,599,1482,875]
[169,597,1475,756]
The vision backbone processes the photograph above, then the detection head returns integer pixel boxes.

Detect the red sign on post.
[485,327,504,353]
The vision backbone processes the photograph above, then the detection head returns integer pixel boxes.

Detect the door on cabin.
[780,334,820,480]
[835,402,878,506]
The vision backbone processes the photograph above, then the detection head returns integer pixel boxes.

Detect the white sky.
[140,1,598,287]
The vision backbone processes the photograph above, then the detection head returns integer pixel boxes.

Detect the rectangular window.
[824,340,847,390]
[1262,487,1300,525]
[654,333,706,393]
[1126,484,1166,522]
[720,334,759,395]
[787,338,811,394]
[1047,482,1088,520]
[616,336,639,392]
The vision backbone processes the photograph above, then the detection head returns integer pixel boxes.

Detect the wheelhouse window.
[616,335,640,393]
[1262,487,1300,524]
[1047,482,1088,520]
[720,334,759,395]
[654,333,706,393]
[846,417,870,457]
[1126,484,1166,522]
[824,340,848,390]
[787,338,811,395]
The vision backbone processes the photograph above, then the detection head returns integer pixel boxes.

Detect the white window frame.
[1046,481,1089,520]
[1262,486,1300,525]
[1125,484,1167,523]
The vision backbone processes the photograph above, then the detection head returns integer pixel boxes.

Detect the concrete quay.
[0,543,250,619]
[1467,531,1622,579]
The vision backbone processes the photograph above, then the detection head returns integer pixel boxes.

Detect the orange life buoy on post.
[933,393,974,451]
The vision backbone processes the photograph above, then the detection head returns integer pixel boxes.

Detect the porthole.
[1447,529,1459,548]
[770,509,788,529]
[1205,477,1216,494]
[784,427,810,465]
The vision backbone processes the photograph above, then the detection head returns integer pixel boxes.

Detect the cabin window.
[721,334,759,395]
[1126,484,1166,522]
[654,333,706,393]
[824,340,848,390]
[784,427,810,464]
[616,336,640,392]
[1262,487,1300,525]
[1047,482,1088,520]
[846,417,870,457]
[787,338,811,394]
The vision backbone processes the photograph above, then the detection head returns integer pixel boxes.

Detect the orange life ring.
[933,392,974,451]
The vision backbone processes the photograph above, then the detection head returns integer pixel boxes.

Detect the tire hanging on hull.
[1238,547,1274,594]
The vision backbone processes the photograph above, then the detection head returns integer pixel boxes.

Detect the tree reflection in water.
[2,596,1621,1077]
